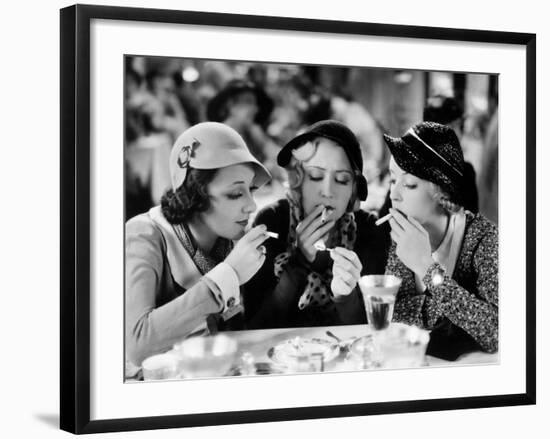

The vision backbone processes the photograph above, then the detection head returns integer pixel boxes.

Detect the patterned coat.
[386,212,498,360]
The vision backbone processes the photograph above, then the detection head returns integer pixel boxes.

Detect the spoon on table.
[326,330,343,343]
[325,331,357,351]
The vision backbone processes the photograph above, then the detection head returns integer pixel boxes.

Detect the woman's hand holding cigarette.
[225,225,270,285]
[388,208,434,277]
[296,205,335,263]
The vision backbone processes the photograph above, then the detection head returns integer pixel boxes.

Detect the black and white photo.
[123,56,500,379]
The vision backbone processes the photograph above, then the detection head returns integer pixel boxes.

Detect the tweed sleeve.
[422,227,499,353]
[385,243,426,328]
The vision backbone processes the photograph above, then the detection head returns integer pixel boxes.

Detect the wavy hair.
[429,182,463,214]
[284,138,357,212]
[160,168,218,224]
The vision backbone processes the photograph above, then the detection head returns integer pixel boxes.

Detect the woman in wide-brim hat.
[206,78,285,181]
[125,122,272,368]
[243,120,390,329]
[383,121,498,360]
[206,78,274,127]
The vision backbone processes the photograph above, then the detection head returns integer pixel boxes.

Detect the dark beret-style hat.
[423,95,464,125]
[277,120,368,201]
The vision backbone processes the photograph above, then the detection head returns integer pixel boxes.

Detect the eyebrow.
[228,181,258,187]
[389,168,409,176]
[304,165,353,174]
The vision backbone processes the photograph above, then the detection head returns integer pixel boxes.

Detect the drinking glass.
[358,275,402,364]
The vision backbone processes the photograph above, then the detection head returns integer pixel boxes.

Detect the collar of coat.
[148,206,203,290]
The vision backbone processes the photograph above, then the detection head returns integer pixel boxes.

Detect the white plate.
[267,337,340,366]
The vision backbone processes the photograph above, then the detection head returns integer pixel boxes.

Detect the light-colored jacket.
[125,207,239,366]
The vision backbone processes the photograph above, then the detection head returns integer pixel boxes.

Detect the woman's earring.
[438,196,452,212]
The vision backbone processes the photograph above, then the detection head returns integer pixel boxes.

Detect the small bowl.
[378,323,430,369]
[173,334,238,378]
[141,352,179,381]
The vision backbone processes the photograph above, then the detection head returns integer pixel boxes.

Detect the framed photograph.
[60,4,536,434]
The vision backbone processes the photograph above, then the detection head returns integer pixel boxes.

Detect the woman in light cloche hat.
[125,122,272,368]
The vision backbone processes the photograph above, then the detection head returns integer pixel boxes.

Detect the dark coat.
[243,199,390,329]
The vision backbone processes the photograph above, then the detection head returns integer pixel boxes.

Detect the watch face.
[431,271,444,286]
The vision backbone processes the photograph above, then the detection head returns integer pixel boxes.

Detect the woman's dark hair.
[161,168,218,224]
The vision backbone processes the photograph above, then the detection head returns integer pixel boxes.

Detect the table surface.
[224,324,498,369]
[130,324,499,381]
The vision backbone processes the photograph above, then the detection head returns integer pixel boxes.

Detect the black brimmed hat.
[206,79,274,126]
[383,122,466,206]
[423,95,463,125]
[277,120,368,201]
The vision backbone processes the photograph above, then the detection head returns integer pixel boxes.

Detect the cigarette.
[375,213,392,226]
[265,231,279,239]
[321,207,334,223]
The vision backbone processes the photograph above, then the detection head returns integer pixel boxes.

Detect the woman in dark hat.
[383,121,498,360]
[206,79,274,128]
[206,79,284,181]
[125,122,272,369]
[423,94,479,213]
[243,120,390,329]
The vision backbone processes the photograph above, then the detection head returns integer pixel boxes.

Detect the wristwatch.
[423,261,446,289]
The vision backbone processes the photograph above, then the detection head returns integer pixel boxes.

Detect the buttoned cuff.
[203,262,241,312]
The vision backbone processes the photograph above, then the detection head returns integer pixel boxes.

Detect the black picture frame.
[60,3,536,434]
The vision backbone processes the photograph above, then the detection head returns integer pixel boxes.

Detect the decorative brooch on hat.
[176,138,201,183]
[291,141,317,162]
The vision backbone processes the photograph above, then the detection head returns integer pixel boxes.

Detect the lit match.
[314,239,333,252]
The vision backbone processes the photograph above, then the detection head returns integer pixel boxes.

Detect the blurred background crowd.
[125,56,498,224]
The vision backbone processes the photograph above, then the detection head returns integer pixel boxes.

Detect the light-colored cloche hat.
[169,122,272,191]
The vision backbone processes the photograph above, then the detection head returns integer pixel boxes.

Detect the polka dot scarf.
[273,192,357,310]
